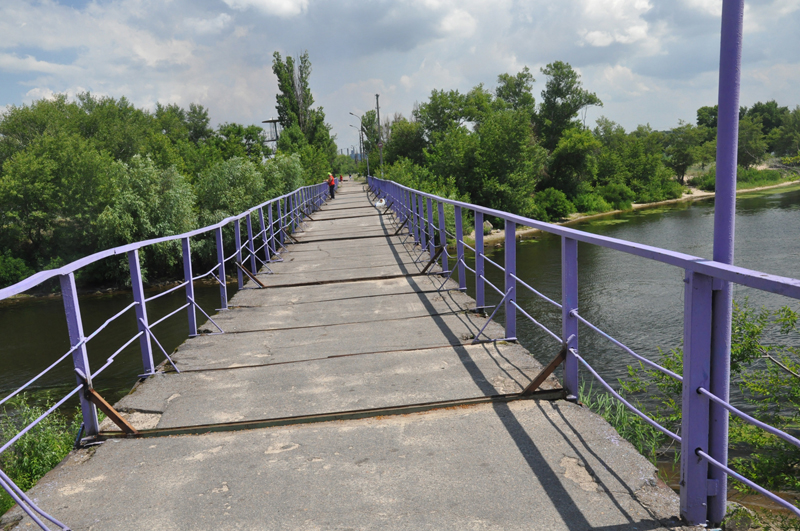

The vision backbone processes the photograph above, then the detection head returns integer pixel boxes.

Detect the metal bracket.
[421,246,445,274]
[393,218,409,236]
[521,343,567,395]
[75,369,138,436]
[382,201,395,215]
[235,262,266,288]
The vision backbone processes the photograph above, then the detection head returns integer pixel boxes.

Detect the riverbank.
[470,178,800,248]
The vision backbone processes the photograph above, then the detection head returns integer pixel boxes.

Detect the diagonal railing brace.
[521,339,572,395]
[75,369,138,435]
[421,246,445,274]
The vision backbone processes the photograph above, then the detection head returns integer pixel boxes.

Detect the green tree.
[696,105,718,130]
[737,115,768,169]
[544,128,601,197]
[537,61,602,150]
[495,67,536,116]
[773,106,800,157]
[96,156,196,282]
[384,118,427,167]
[664,121,702,184]
[195,157,266,226]
[413,89,468,140]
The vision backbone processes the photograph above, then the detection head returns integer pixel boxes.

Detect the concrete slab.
[179,310,509,370]
[113,343,550,428]
[5,401,689,530]
[206,290,474,332]
[229,276,442,307]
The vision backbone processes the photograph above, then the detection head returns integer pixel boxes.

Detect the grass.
[0,395,79,515]
[578,383,670,465]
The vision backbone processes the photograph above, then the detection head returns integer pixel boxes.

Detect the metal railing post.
[246,212,257,274]
[278,200,285,247]
[427,197,435,257]
[418,195,427,249]
[182,237,197,337]
[505,220,517,340]
[411,193,419,245]
[215,227,228,310]
[258,207,268,263]
[438,201,448,272]
[562,236,579,400]
[475,211,485,309]
[59,273,100,436]
[455,206,466,291]
[680,271,713,525]
[235,219,244,289]
[268,203,276,257]
[128,250,154,374]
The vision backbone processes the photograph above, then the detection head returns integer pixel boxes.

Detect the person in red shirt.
[327,173,336,199]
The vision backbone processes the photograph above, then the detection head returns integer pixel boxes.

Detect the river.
[1,186,799,414]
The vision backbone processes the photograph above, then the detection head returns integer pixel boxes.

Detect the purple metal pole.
[215,227,228,310]
[680,271,713,525]
[426,197,435,257]
[59,273,100,436]
[411,193,419,245]
[267,203,276,257]
[258,207,268,263]
[475,211,485,309]
[438,201,448,272]
[128,250,154,374]
[505,220,517,340]
[278,200,285,247]
[418,196,427,249]
[562,237,579,400]
[234,219,244,290]
[182,237,197,337]
[455,206,466,291]
[246,213,257,274]
[708,1,745,524]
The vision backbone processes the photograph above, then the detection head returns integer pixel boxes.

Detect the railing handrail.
[368,177,800,299]
[0,181,326,300]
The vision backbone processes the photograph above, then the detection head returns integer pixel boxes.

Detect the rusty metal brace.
[282,229,300,244]
[382,201,395,215]
[393,218,409,236]
[520,338,573,395]
[421,246,445,274]
[235,262,266,288]
[75,369,138,436]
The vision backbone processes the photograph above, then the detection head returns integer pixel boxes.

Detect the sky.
[1,0,799,153]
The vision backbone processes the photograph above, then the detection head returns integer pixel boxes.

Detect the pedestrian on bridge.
[327,173,336,199]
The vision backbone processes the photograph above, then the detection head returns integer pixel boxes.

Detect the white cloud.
[185,13,232,34]
[221,0,308,17]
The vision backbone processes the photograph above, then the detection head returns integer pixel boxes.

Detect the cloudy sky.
[1,0,799,151]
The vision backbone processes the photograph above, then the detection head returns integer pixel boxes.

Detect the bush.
[596,182,636,210]
[573,193,612,214]
[535,188,575,222]
[0,250,33,289]
[1,395,80,515]
[689,165,787,192]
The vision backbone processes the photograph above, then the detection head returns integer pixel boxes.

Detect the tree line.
[2,52,799,289]
[365,61,800,223]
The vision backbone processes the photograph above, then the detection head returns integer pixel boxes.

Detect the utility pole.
[350,113,370,177]
[376,94,384,178]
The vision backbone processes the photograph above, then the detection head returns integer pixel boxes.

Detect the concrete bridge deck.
[3,180,692,530]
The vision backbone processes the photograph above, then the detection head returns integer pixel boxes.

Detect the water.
[0,283,234,411]
[1,187,798,414]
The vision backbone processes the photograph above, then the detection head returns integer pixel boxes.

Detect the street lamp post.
[349,112,370,177]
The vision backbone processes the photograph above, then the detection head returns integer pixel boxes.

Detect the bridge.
[1,177,708,531]
[1,174,799,530]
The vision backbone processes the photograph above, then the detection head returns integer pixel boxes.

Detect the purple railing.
[368,175,800,525]
[0,181,332,530]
